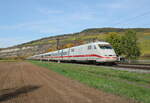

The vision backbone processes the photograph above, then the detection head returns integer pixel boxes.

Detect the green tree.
[121,30,141,60]
[105,32,123,55]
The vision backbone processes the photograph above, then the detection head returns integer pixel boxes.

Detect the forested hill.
[81,28,150,33]
[0,28,150,59]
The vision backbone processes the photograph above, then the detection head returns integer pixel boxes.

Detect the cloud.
[38,8,63,15]
[0,20,62,34]
[67,11,95,21]
[0,8,96,35]
[0,37,28,48]
[96,0,146,10]
[97,0,149,10]
[97,2,127,9]
[105,3,124,9]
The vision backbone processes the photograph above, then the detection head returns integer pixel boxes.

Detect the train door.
[56,50,61,61]
[60,49,63,60]
[70,48,75,60]
[68,48,71,61]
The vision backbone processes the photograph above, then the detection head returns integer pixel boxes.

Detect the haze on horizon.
[0,0,150,48]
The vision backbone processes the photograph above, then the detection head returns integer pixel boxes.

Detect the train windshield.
[98,44,112,49]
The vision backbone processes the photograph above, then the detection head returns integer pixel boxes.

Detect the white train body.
[30,41,117,63]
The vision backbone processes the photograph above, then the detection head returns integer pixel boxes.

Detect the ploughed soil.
[0,61,136,103]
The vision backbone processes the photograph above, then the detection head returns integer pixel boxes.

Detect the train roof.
[71,41,110,48]
[86,41,109,45]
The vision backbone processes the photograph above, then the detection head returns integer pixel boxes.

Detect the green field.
[31,61,150,103]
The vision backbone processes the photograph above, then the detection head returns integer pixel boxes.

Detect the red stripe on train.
[45,54,117,59]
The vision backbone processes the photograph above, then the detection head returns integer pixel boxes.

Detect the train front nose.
[103,55,117,62]
[100,49,118,62]
[98,44,118,62]
[105,50,117,59]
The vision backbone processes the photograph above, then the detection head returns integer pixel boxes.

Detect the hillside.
[0,28,150,59]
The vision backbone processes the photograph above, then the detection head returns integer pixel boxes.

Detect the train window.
[94,45,97,49]
[88,45,92,50]
[61,52,67,55]
[99,44,112,49]
[71,49,74,52]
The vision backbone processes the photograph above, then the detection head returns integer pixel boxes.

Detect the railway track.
[70,62,150,70]
[47,60,150,70]
[39,60,150,72]
[68,62,150,70]
[115,63,150,70]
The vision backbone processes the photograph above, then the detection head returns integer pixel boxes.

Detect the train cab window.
[99,44,112,49]
[88,45,92,50]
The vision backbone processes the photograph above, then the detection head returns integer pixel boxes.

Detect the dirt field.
[0,61,135,103]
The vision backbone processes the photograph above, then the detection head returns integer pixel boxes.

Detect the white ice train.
[30,41,118,64]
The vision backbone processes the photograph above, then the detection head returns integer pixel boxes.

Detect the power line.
[111,10,150,27]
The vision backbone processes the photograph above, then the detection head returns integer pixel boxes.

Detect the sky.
[0,0,150,48]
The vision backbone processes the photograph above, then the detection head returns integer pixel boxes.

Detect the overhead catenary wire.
[111,10,150,27]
